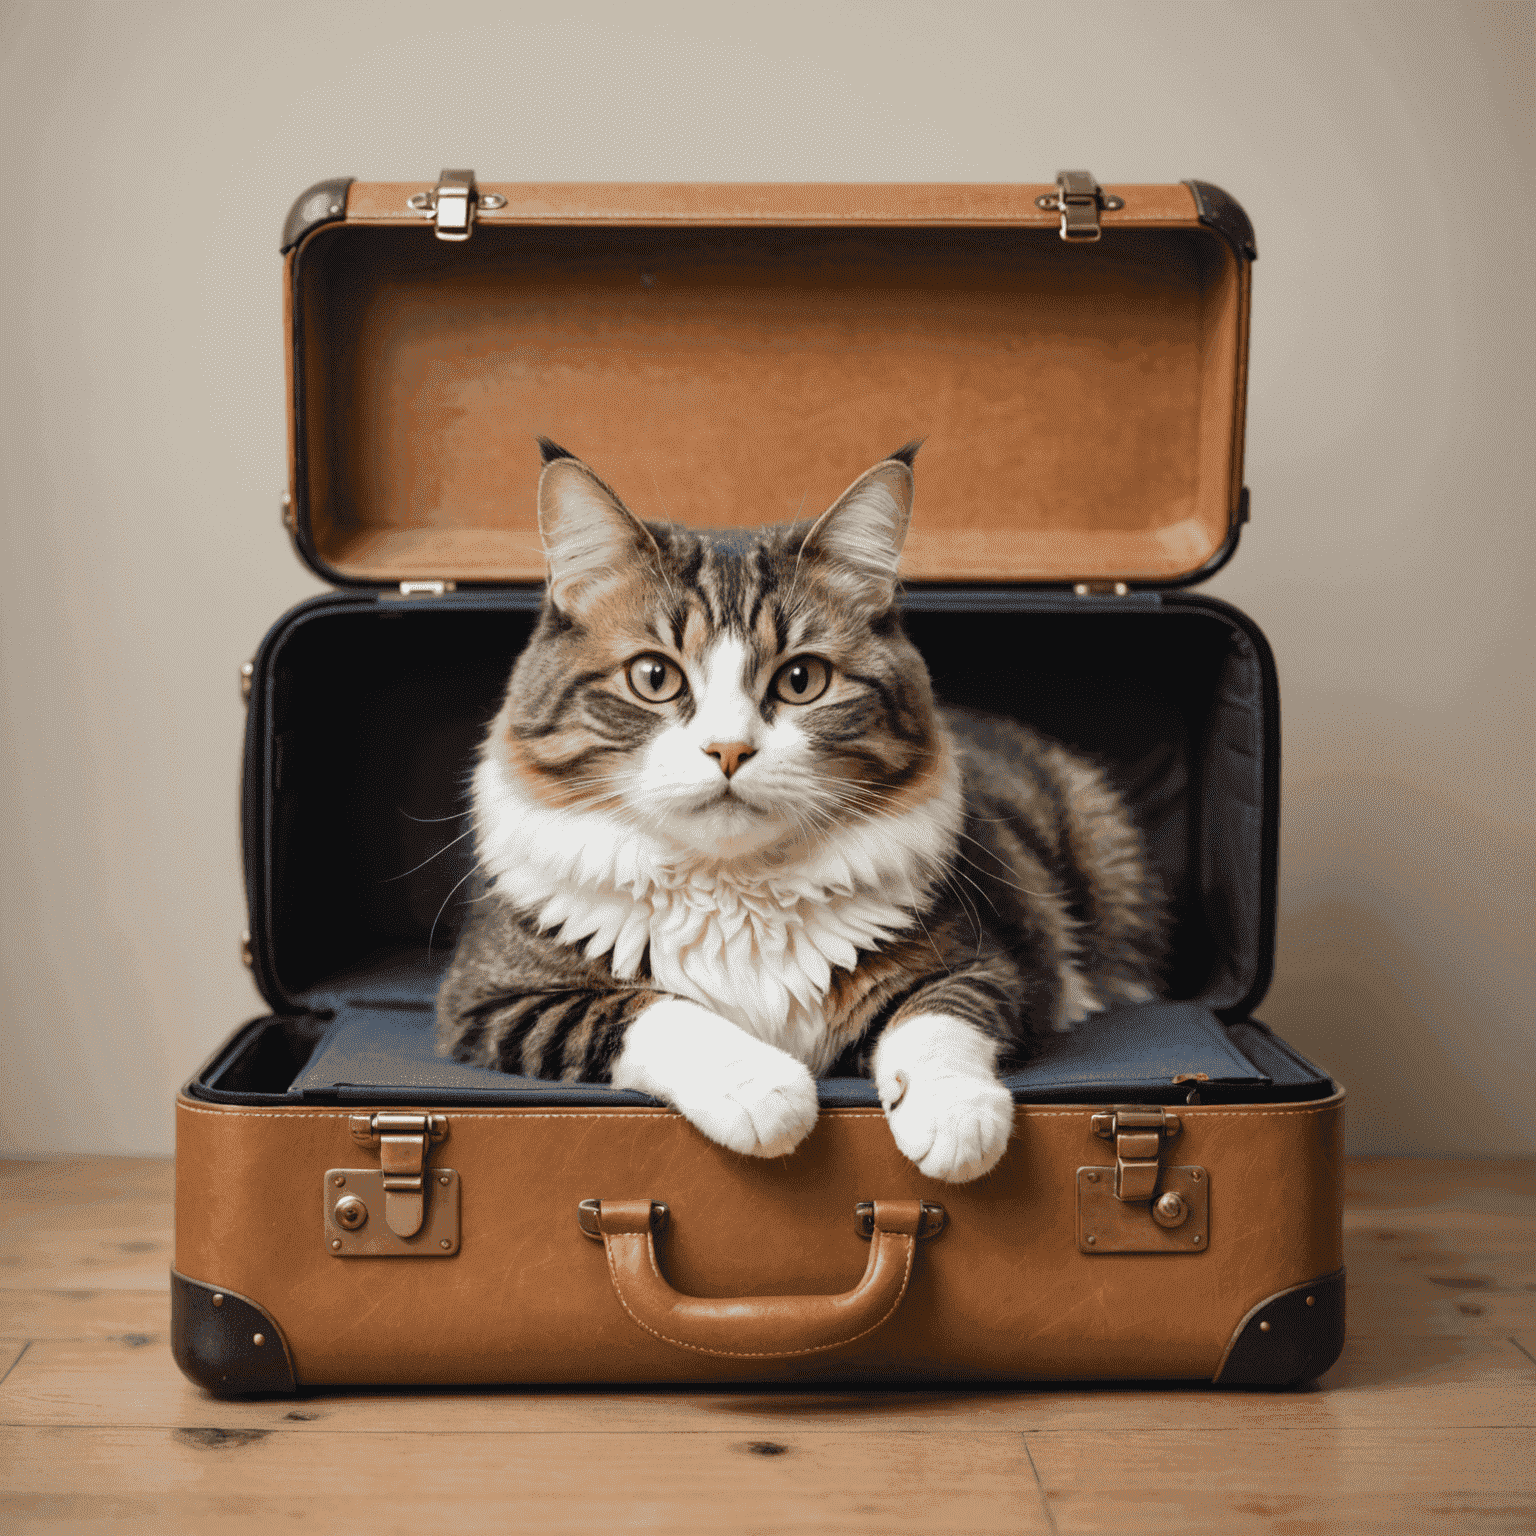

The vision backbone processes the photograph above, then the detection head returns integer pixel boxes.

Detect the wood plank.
[1345,1158,1535,1216]
[0,1427,1050,1535]
[0,1289,166,1342]
[0,1340,28,1385]
[1043,1489,1534,1534]
[1344,1210,1536,1337]
[2,1331,1531,1434]
[1031,1428,1536,1534]
[0,1158,173,1293]
[1031,1426,1536,1491]
[0,1234,170,1293]
[0,1156,172,1209]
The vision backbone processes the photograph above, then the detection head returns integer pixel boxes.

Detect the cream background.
[0,1,1530,1156]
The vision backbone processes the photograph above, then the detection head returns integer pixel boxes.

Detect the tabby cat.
[436,440,1167,1182]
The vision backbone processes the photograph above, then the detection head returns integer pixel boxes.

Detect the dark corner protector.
[170,1271,298,1397]
[1213,1268,1346,1388]
[280,178,354,255]
[1184,180,1257,262]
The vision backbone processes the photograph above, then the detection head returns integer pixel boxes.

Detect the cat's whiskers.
[812,778,1007,944]
[381,825,477,883]
[427,862,482,955]
[827,777,1054,898]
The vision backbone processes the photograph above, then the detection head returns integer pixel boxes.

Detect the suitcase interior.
[191,178,1331,1117]
[196,583,1331,1112]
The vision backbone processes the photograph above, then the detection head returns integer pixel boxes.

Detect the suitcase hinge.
[406,169,507,242]
[1036,170,1124,242]
[348,1113,448,1238]
[1091,1107,1181,1202]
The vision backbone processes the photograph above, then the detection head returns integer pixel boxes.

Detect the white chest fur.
[474,754,962,1074]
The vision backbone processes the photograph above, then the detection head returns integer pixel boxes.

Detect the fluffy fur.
[436,442,1167,1181]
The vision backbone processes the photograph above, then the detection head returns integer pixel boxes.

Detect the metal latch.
[1091,1107,1181,1200]
[1079,1107,1209,1254]
[406,169,507,242]
[1036,170,1124,242]
[324,1114,458,1258]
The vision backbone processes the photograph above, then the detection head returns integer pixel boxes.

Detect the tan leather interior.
[289,183,1248,587]
[176,1090,1342,1385]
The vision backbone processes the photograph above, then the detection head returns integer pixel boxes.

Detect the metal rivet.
[211,1294,224,1307]
[332,1175,346,1187]
[1192,1235,1203,1245]
[331,1239,342,1250]
[440,1174,450,1185]
[1191,1170,1202,1181]
[1306,1295,1315,1307]
[1086,1171,1100,1183]
[1086,1234,1096,1245]
[1152,1192,1188,1229]
[1259,1320,1271,1332]
[252,1333,265,1346]
[440,1239,451,1249]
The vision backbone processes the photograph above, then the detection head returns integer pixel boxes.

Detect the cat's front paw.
[680,1046,819,1159]
[610,997,819,1159]
[882,1072,1015,1182]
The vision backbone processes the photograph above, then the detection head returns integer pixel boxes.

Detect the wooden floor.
[0,1157,1531,1534]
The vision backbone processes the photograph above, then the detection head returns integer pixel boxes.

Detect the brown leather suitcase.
[172,173,1344,1395]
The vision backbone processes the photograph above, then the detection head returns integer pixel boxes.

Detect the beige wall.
[1,1,1530,1156]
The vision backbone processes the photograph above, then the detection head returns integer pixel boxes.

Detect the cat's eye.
[771,655,831,705]
[626,654,685,704]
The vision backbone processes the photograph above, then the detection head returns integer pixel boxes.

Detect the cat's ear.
[799,444,920,608]
[536,443,659,616]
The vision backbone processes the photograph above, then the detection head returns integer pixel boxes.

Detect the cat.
[435,439,1167,1183]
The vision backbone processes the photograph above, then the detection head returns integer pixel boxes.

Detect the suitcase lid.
[281,175,1254,591]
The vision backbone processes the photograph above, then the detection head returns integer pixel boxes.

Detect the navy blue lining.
[281,997,1275,1109]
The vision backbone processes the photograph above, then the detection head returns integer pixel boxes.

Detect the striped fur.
[436,445,1167,1180]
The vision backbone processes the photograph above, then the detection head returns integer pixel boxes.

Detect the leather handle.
[592,1199,928,1359]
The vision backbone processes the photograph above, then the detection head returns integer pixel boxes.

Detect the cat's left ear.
[799,442,920,608]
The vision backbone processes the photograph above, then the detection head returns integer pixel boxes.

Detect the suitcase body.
[174,175,1344,1394]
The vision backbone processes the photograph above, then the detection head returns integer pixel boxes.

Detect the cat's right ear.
[536,448,659,617]
[797,448,918,610]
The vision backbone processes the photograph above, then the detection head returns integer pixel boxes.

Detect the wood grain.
[0,1427,1050,1534]
[0,1154,1530,1535]
[1032,1427,1536,1534]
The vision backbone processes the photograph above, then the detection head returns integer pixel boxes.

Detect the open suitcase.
[173,172,1345,1395]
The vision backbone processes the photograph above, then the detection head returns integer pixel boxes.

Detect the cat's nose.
[704,741,756,779]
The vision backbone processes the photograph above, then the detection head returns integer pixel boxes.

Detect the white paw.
[882,1071,1015,1182]
[609,997,818,1159]
[873,1012,1014,1182]
[678,1046,819,1159]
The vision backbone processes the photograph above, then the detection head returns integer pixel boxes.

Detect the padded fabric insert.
[288,998,1275,1107]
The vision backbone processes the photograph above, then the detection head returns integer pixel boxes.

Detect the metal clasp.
[1036,170,1124,242]
[349,1113,448,1237]
[405,169,507,242]
[1091,1107,1181,1202]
